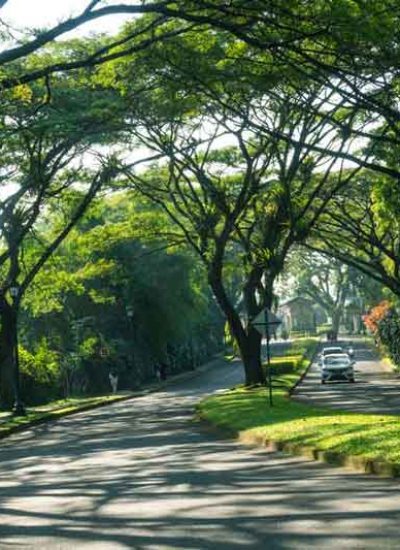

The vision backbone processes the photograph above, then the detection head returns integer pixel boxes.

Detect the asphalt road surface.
[1,358,400,549]
[292,340,400,414]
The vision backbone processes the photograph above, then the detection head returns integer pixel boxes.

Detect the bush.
[283,338,318,358]
[19,339,61,404]
[269,355,303,374]
[376,309,400,367]
[262,338,318,376]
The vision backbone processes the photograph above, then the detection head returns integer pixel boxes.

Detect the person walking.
[109,370,119,393]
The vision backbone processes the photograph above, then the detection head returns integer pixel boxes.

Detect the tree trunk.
[208,271,265,385]
[239,325,264,386]
[330,308,342,341]
[0,294,16,410]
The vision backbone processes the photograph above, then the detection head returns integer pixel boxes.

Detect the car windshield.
[322,347,343,355]
[325,356,350,366]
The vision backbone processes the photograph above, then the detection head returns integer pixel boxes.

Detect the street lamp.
[9,284,25,416]
[126,305,140,388]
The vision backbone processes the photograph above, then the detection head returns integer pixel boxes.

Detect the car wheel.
[349,378,355,383]
[321,380,326,385]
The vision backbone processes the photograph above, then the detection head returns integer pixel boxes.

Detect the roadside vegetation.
[11,194,224,407]
[268,337,319,377]
[363,302,400,369]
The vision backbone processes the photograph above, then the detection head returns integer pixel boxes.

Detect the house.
[278,297,318,333]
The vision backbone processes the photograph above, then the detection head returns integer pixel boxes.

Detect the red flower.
[362,301,392,334]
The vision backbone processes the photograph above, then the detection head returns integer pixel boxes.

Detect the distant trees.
[311,172,400,298]
[18,193,223,402]
[281,249,385,338]
[284,251,351,339]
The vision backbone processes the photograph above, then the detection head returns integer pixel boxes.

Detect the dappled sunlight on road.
[0,361,399,548]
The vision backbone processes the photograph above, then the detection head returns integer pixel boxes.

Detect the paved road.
[1,358,400,549]
[292,340,400,414]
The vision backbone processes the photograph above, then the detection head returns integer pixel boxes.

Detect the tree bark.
[208,270,265,386]
[239,324,264,386]
[0,294,16,409]
[330,308,342,341]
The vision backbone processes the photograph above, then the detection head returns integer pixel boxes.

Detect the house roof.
[279,296,315,308]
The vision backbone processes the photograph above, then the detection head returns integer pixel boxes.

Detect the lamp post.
[126,305,139,387]
[9,284,25,416]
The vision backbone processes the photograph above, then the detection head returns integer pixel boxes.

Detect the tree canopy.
[1,3,400,407]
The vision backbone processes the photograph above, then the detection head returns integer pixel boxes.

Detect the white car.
[318,346,344,366]
[320,353,355,384]
[318,345,355,364]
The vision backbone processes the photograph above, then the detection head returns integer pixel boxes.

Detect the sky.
[1,0,127,38]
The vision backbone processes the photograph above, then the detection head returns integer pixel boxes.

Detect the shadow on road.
[0,362,399,548]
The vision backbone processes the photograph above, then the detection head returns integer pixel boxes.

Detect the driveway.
[1,358,400,549]
[292,340,400,414]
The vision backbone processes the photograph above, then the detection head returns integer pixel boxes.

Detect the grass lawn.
[199,348,400,468]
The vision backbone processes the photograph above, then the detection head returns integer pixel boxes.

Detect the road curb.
[288,341,321,395]
[238,431,400,478]
[199,415,400,478]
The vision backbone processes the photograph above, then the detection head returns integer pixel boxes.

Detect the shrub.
[377,309,400,367]
[262,338,318,376]
[19,339,61,404]
[269,355,303,374]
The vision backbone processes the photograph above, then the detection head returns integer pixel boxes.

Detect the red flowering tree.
[362,301,392,334]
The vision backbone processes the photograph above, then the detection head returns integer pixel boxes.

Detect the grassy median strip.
[198,378,400,472]
[199,339,400,475]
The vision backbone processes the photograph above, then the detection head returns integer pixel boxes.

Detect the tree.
[0,74,128,410]
[19,192,223,398]
[0,3,197,90]
[3,2,398,392]
[2,0,400,183]
[117,84,359,385]
[154,2,400,196]
[283,250,352,338]
[310,172,400,298]
[98,22,366,385]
